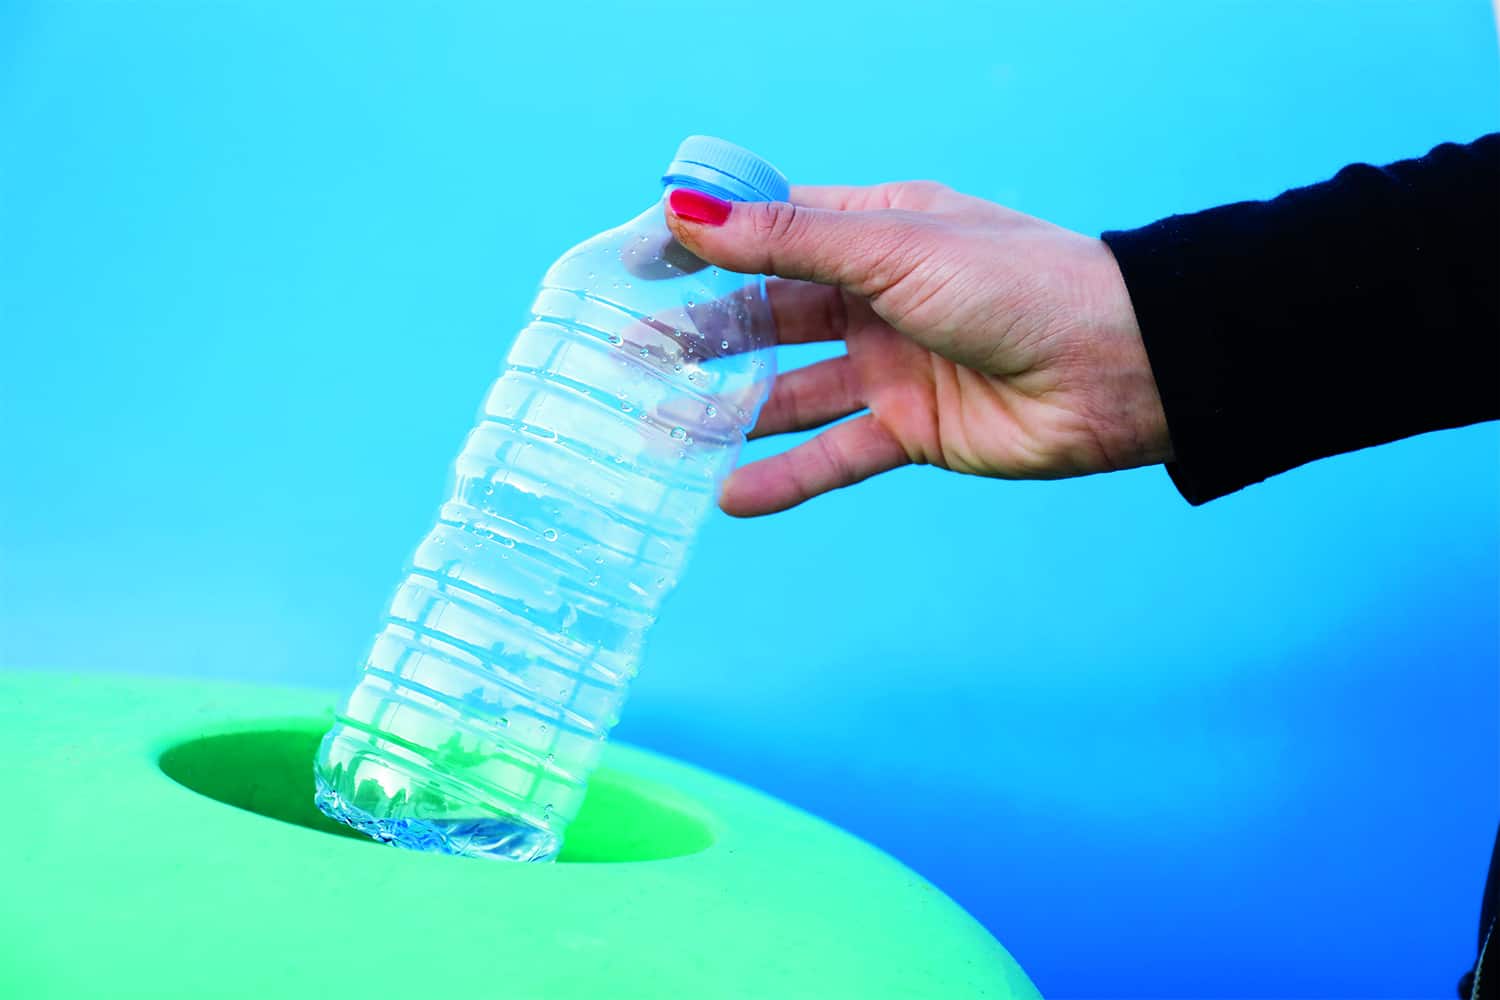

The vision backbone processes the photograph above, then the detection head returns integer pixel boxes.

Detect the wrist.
[1080,238,1173,471]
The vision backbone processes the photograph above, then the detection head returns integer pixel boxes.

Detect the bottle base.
[314,777,561,863]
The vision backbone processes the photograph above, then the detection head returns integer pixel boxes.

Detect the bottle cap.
[663,136,789,203]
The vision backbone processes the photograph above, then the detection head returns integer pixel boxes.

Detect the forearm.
[1103,134,1500,504]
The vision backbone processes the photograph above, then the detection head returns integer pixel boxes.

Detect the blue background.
[2,2,1496,996]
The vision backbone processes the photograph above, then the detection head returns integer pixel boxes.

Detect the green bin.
[1,672,1040,999]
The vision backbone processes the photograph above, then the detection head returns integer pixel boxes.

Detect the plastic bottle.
[314,137,787,862]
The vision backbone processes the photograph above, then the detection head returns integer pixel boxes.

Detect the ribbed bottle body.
[315,194,775,861]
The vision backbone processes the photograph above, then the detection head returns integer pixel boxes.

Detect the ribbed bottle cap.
[663,136,789,203]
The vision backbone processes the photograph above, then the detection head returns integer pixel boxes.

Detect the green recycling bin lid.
[0,671,1040,999]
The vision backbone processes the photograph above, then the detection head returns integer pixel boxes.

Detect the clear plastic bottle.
[314,137,787,862]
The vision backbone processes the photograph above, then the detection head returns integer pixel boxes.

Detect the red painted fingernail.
[668,188,732,226]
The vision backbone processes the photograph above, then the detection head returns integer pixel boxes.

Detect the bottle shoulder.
[527,197,777,433]
[540,201,748,300]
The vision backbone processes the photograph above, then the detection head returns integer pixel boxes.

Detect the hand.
[664,182,1172,517]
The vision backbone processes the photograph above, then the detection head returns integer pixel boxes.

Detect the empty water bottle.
[314,137,787,861]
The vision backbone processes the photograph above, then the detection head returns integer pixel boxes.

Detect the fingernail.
[668,189,732,226]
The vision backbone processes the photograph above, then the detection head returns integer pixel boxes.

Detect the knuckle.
[752,200,803,244]
[787,378,810,428]
[857,217,935,296]
[906,180,952,198]
[888,180,953,210]
[813,432,852,485]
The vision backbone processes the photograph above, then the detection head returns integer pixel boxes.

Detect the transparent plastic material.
[314,155,780,862]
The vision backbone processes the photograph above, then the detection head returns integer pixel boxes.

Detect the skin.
[664,181,1174,517]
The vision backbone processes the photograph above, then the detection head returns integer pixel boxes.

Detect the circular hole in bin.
[158,720,715,863]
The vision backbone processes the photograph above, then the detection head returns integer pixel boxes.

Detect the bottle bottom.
[314,776,561,863]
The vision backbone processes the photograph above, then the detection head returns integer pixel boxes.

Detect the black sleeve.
[1101,134,1500,505]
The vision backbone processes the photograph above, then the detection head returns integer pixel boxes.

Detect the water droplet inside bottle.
[705,404,717,417]
[670,426,686,440]
[639,348,649,358]
[686,299,695,308]
[638,234,648,242]
[588,575,599,587]
[542,528,558,542]
[620,400,632,412]
[720,339,730,350]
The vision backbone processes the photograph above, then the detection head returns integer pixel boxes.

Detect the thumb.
[665,189,924,296]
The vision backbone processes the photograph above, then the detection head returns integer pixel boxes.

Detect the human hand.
[664,182,1172,516]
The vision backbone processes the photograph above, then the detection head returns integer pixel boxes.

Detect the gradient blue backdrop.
[2,2,1496,997]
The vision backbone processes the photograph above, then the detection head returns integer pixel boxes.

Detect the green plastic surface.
[0,672,1041,999]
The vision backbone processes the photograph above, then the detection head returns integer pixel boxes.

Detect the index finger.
[790,183,923,212]
[792,182,957,213]
[790,184,876,210]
